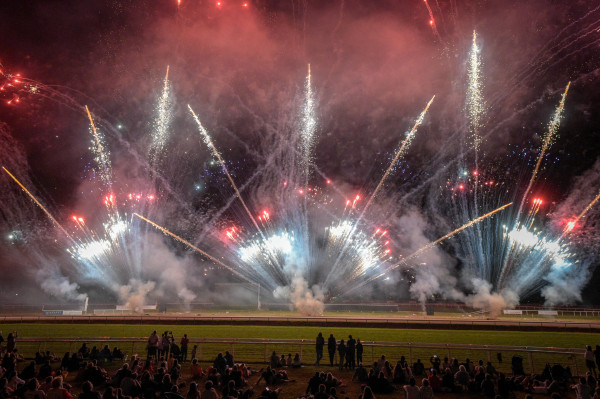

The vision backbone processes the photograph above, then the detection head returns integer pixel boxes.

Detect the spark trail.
[423,0,443,43]
[515,82,570,224]
[133,213,256,285]
[188,105,262,234]
[562,190,600,236]
[498,83,570,287]
[324,95,435,287]
[188,105,288,284]
[342,202,513,297]
[3,167,74,242]
[85,105,112,187]
[467,31,485,156]
[150,66,172,164]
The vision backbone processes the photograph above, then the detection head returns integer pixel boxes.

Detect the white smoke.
[36,268,87,302]
[464,278,519,318]
[274,275,324,316]
[541,267,588,306]
[118,279,156,312]
[396,209,462,305]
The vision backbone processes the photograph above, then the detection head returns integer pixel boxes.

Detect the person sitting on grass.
[412,360,425,377]
[291,354,302,368]
[200,381,219,399]
[420,379,434,399]
[353,363,368,383]
[190,359,204,379]
[78,381,101,399]
[403,378,420,399]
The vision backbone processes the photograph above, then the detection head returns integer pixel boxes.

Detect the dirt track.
[2,314,599,332]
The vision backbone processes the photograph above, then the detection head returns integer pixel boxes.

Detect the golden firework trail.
[85,105,112,186]
[324,96,435,287]
[3,167,74,242]
[515,82,570,223]
[133,213,255,284]
[498,83,570,287]
[342,202,512,296]
[188,105,264,236]
[361,95,435,221]
[561,190,600,237]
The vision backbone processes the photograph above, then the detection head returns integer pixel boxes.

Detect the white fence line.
[15,337,587,376]
[2,315,599,330]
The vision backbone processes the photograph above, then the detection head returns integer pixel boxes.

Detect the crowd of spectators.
[0,330,599,399]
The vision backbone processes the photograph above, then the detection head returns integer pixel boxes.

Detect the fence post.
[528,352,534,374]
[371,343,374,364]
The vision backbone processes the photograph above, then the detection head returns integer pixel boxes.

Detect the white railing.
[14,337,587,377]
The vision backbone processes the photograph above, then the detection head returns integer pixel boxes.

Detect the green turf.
[1,323,596,348]
[1,323,596,376]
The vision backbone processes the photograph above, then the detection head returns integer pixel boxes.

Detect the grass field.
[1,323,596,378]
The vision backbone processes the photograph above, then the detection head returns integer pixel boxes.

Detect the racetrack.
[2,313,599,332]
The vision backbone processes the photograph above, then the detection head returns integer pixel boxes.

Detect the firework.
[561,190,600,236]
[133,213,256,284]
[467,30,485,156]
[85,106,113,188]
[3,167,74,242]
[514,82,570,223]
[497,83,570,287]
[423,0,443,43]
[343,202,512,297]
[150,66,173,165]
[324,96,435,287]
[188,105,265,235]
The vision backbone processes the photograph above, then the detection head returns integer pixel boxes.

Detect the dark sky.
[1,0,600,305]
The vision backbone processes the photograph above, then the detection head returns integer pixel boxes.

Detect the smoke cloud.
[274,275,325,316]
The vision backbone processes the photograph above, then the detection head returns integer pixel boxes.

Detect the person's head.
[349,335,352,339]
[204,381,213,390]
[82,381,93,393]
[228,380,235,388]
[580,377,587,385]
[422,379,429,387]
[459,365,466,372]
[51,377,63,389]
[432,369,437,376]
[318,384,326,393]
[26,379,38,391]
[189,382,198,394]
[586,345,592,351]
[409,378,416,386]
[184,334,187,338]
[318,332,322,337]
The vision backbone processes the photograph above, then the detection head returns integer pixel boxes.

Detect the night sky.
[1,0,600,307]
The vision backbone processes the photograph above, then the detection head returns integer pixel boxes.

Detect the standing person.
[356,338,363,365]
[328,334,336,366]
[147,331,159,360]
[180,334,190,363]
[6,332,17,353]
[337,340,347,370]
[595,345,600,373]
[315,333,325,366]
[586,346,597,378]
[346,335,356,369]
